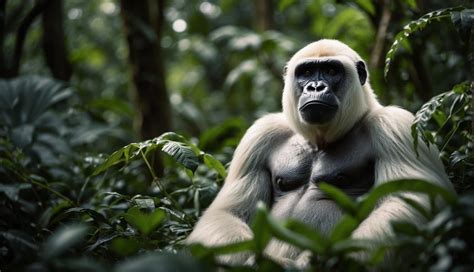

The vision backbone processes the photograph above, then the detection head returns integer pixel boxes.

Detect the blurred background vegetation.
[0,0,472,271]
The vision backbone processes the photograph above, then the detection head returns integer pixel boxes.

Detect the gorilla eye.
[304,70,312,77]
[328,68,337,76]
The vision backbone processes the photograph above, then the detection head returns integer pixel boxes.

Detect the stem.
[440,122,460,153]
[139,150,180,207]
[77,177,91,205]
[30,179,73,204]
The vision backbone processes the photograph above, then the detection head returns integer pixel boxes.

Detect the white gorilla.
[187,39,453,266]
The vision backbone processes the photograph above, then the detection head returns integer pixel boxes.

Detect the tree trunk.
[470,22,473,137]
[369,0,391,69]
[255,0,273,31]
[120,0,171,176]
[42,0,72,81]
[0,0,6,76]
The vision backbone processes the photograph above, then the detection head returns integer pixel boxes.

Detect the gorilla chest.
[268,125,375,202]
[267,127,374,229]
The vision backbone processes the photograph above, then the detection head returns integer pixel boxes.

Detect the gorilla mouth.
[300,101,338,111]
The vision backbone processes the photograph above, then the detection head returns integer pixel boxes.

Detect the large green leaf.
[41,224,89,261]
[319,183,358,216]
[115,253,205,272]
[0,76,72,126]
[284,219,328,253]
[258,204,323,253]
[251,202,272,253]
[111,237,141,257]
[357,179,456,220]
[203,153,227,179]
[329,216,359,243]
[122,207,165,236]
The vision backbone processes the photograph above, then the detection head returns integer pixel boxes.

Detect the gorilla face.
[293,58,368,125]
[294,59,345,124]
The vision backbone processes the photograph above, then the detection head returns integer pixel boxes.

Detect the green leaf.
[92,145,133,175]
[42,224,89,261]
[38,201,73,228]
[93,132,201,175]
[355,0,375,15]
[224,60,259,89]
[391,220,420,236]
[278,0,296,11]
[111,237,141,257]
[88,97,134,117]
[198,117,245,151]
[284,220,328,253]
[133,197,155,210]
[411,82,470,155]
[161,140,199,172]
[204,240,255,256]
[203,153,227,179]
[357,179,456,220]
[57,257,107,272]
[122,207,165,236]
[384,6,465,78]
[330,216,359,242]
[259,205,322,253]
[404,0,417,9]
[0,183,31,201]
[251,202,272,253]
[115,253,204,272]
[0,76,72,124]
[0,230,38,254]
[10,124,34,148]
[331,238,372,255]
[319,183,358,216]
[64,207,110,226]
[399,195,431,219]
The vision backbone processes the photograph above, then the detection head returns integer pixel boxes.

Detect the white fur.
[187,39,453,266]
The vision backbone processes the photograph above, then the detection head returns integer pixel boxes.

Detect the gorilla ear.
[282,65,288,78]
[356,61,367,86]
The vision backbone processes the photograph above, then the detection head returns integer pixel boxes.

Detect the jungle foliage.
[0,0,473,271]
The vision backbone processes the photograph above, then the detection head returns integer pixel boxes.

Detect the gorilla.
[187,39,453,266]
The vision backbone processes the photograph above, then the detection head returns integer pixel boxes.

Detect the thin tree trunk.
[0,0,6,76]
[42,0,72,81]
[469,22,473,137]
[369,0,391,69]
[120,0,171,176]
[255,0,273,31]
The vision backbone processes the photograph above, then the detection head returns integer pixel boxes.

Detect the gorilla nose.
[305,81,327,92]
[316,81,328,92]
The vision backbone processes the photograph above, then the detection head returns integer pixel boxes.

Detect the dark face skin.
[294,59,367,124]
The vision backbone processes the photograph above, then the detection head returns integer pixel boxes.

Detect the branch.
[10,0,49,77]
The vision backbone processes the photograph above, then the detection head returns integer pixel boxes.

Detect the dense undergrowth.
[1,6,473,272]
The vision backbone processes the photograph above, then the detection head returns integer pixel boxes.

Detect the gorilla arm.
[352,106,454,242]
[187,113,292,264]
